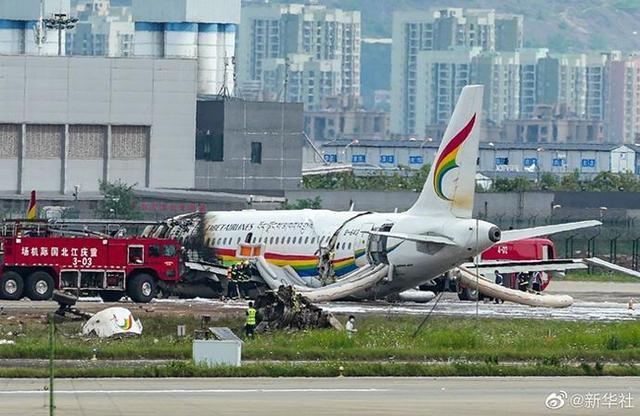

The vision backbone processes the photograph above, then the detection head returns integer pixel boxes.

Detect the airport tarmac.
[0,280,638,322]
[0,377,637,415]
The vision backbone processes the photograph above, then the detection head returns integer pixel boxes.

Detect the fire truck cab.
[0,221,181,302]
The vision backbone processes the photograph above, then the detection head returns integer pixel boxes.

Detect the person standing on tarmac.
[493,270,504,304]
[245,301,257,338]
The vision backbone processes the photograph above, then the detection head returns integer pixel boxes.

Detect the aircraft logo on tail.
[433,114,476,201]
[26,190,37,220]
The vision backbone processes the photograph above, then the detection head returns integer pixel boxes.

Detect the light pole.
[536,147,544,187]
[342,139,359,163]
[488,142,497,183]
[44,14,78,56]
[599,206,608,222]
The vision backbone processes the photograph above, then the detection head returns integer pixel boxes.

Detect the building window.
[324,154,338,163]
[196,130,223,162]
[581,159,596,168]
[380,155,395,164]
[352,154,366,163]
[251,142,262,164]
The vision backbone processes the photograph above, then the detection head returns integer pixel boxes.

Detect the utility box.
[192,327,243,367]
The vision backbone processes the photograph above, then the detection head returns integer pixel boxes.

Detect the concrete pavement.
[0,377,637,415]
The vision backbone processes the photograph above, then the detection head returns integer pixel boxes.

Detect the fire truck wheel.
[99,291,123,302]
[25,271,54,301]
[0,271,24,300]
[128,273,156,303]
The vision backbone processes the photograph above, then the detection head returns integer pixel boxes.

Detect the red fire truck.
[0,221,184,303]
[481,237,556,290]
[423,237,559,300]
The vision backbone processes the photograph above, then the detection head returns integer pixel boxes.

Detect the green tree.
[282,196,322,210]
[540,172,559,190]
[95,180,141,219]
[559,170,582,191]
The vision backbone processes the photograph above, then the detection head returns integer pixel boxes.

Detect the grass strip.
[563,271,640,283]
[1,316,639,362]
[0,361,638,378]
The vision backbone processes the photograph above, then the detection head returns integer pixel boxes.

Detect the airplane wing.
[500,220,601,243]
[460,259,587,275]
[363,231,456,245]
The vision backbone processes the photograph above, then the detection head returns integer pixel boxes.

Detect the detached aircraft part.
[81,307,143,338]
[583,257,640,279]
[455,266,573,308]
[255,256,389,302]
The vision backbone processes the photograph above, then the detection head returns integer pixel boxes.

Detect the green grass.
[1,315,640,363]
[563,271,639,283]
[0,361,639,378]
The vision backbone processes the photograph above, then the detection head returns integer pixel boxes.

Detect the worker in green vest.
[245,301,257,338]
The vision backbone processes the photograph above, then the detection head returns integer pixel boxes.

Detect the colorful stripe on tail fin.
[407,85,483,218]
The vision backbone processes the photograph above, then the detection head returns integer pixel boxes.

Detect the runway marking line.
[0,388,389,395]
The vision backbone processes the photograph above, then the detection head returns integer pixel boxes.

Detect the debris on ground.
[81,307,143,338]
[253,286,343,333]
[52,291,92,322]
[0,339,15,345]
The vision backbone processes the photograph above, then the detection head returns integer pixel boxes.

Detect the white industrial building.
[132,0,240,96]
[314,140,640,177]
[0,55,198,194]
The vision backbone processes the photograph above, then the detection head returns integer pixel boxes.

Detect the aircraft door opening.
[368,223,393,265]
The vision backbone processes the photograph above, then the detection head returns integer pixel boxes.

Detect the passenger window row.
[207,235,354,251]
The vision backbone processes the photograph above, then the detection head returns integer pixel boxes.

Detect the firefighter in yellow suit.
[245,301,257,338]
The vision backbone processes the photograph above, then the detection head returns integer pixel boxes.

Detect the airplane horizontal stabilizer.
[363,231,456,245]
[500,220,601,243]
[460,259,588,274]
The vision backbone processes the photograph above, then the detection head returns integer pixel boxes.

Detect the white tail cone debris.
[82,307,143,338]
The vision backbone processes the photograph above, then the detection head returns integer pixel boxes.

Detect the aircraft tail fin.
[26,190,37,220]
[407,85,483,218]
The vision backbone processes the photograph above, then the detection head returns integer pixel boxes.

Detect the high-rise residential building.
[412,48,520,137]
[495,13,523,51]
[584,53,608,121]
[518,48,548,119]
[472,51,520,124]
[414,48,479,132]
[391,7,523,135]
[237,3,360,108]
[536,54,588,118]
[261,54,342,109]
[67,0,134,57]
[605,56,640,144]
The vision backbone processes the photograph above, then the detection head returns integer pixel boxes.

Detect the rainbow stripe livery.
[432,114,476,201]
[117,314,133,330]
[215,248,365,277]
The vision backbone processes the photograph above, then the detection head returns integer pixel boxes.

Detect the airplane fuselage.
[195,209,498,298]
